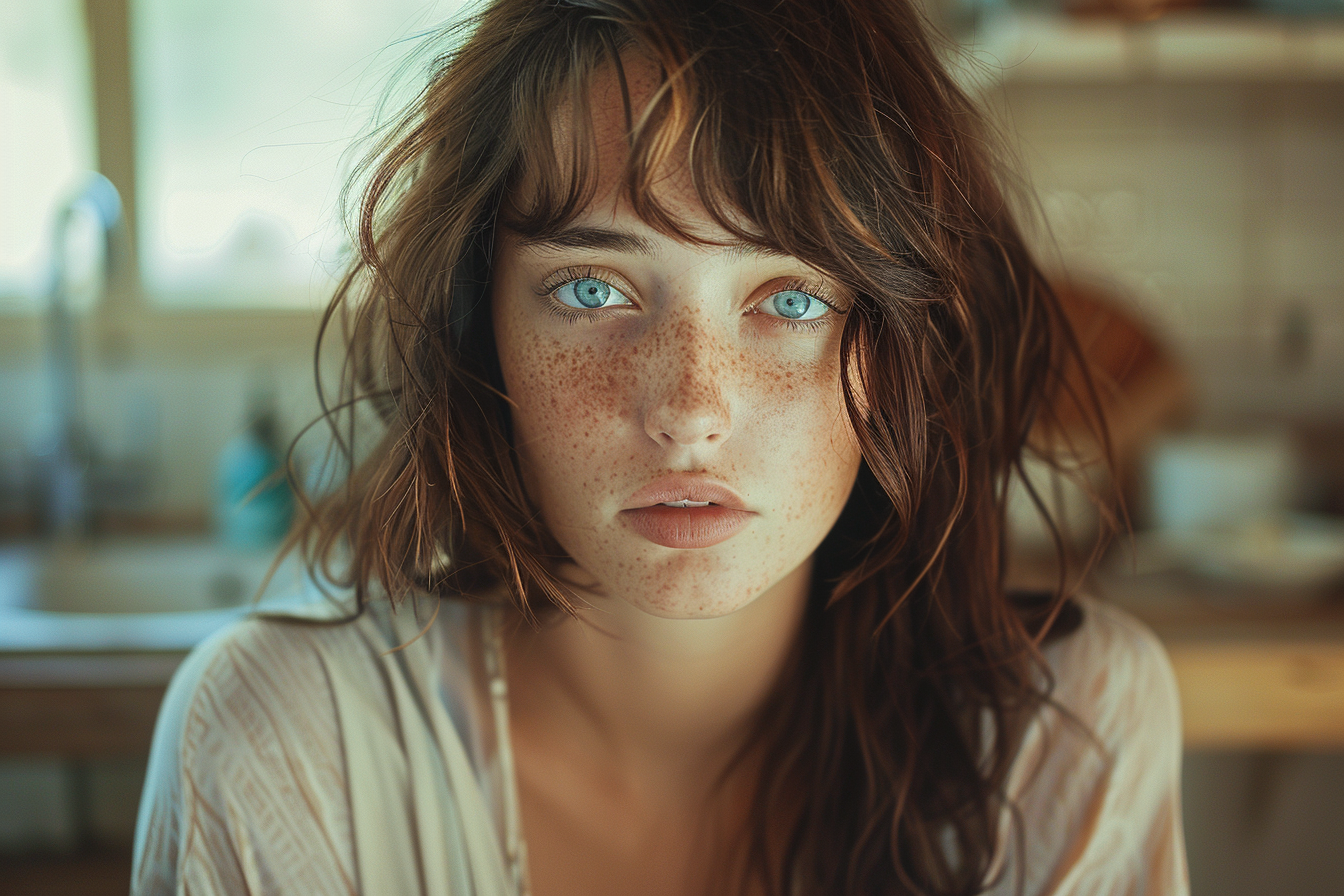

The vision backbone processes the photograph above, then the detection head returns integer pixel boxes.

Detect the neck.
[504,557,812,802]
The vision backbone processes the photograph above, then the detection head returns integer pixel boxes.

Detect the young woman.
[133,1,1188,894]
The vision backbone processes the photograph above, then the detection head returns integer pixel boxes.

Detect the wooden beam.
[82,0,140,306]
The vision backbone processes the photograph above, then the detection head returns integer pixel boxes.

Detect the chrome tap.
[39,172,122,538]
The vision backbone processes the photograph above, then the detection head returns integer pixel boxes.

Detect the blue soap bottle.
[215,387,294,549]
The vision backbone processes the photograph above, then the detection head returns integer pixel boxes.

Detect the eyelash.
[761,279,842,332]
[536,266,630,324]
[536,269,844,331]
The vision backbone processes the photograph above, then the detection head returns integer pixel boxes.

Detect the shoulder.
[132,597,470,895]
[1042,595,1182,753]
[167,610,371,762]
[147,603,390,776]
[142,596,472,780]
[152,596,467,759]
[132,611,364,894]
[987,596,1190,895]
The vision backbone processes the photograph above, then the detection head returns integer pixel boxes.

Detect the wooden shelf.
[955,12,1344,84]
[0,654,183,757]
[0,684,168,757]
[0,847,132,896]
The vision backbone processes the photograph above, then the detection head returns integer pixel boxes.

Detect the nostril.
[647,407,731,448]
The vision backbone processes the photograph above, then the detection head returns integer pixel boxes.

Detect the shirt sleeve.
[986,596,1190,896]
[131,617,359,896]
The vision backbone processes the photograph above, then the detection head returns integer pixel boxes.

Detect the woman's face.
[490,66,863,620]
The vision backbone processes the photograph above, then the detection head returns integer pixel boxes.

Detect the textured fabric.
[131,597,520,896]
[132,594,1188,896]
[986,598,1189,896]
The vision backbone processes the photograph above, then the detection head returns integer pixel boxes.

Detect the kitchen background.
[2,0,1344,892]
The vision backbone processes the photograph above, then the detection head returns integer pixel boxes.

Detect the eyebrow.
[515,226,655,255]
[512,225,794,261]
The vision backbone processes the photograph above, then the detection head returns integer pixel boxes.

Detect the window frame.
[0,0,324,365]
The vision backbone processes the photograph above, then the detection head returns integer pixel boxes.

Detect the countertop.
[1099,572,1344,750]
[4,576,1344,756]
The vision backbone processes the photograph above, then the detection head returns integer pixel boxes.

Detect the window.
[133,0,460,308]
[0,1,96,308]
[1,0,463,312]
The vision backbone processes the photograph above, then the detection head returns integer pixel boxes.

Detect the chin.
[606,560,784,622]
[551,534,806,624]
[625,589,758,620]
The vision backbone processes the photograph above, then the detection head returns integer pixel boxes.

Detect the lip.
[620,475,754,549]
[622,475,749,512]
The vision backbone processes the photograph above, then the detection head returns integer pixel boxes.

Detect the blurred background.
[1,0,1342,891]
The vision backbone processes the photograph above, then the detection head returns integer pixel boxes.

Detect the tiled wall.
[0,358,324,521]
[993,75,1344,896]
[991,79,1344,421]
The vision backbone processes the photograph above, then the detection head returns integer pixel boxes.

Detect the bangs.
[497,3,942,307]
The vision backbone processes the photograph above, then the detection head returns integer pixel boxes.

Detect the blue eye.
[763,289,829,322]
[555,277,631,310]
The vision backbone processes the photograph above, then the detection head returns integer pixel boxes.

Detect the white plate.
[1127,516,1344,591]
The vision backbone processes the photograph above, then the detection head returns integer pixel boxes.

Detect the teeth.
[661,500,712,508]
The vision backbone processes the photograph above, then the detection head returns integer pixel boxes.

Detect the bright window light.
[132,0,464,308]
[0,1,96,311]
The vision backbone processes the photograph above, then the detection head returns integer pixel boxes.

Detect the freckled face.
[490,71,863,620]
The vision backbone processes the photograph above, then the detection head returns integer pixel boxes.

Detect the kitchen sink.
[0,539,320,652]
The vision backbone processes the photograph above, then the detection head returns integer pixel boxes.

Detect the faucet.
[39,172,123,538]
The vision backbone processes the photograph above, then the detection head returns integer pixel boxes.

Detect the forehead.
[581,53,663,180]
[510,51,722,238]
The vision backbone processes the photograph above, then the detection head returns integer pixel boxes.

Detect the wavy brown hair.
[293,0,1106,893]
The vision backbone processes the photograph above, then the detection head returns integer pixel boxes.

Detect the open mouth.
[624,475,747,513]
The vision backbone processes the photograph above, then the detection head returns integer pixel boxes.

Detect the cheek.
[752,347,854,445]
[762,355,863,511]
[498,317,859,487]
[499,328,633,473]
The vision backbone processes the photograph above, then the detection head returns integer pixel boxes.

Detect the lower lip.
[620,505,754,549]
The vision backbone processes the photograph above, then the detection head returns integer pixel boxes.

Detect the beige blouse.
[131,594,1189,895]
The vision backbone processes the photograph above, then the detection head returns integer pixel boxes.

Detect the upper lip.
[623,475,750,512]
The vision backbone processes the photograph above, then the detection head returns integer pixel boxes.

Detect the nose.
[642,315,733,452]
